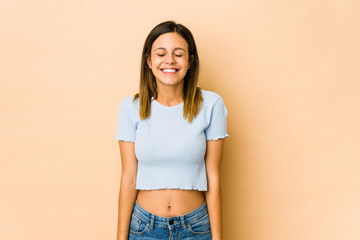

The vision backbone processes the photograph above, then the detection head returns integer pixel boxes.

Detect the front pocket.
[129,214,149,236]
[187,214,212,235]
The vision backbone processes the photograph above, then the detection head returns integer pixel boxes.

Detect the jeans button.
[169,219,174,225]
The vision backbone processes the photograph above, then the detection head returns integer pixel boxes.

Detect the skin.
[117,32,225,240]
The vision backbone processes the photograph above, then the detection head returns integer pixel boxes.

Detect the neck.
[155,82,184,107]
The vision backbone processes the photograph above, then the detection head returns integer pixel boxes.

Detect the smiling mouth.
[161,68,179,73]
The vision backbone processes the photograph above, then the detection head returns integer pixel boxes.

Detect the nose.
[165,54,175,64]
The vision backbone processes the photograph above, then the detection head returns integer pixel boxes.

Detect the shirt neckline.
[152,98,184,109]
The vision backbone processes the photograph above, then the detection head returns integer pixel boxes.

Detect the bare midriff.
[136,189,205,217]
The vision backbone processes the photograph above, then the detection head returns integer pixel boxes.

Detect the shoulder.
[200,88,224,106]
[119,94,140,112]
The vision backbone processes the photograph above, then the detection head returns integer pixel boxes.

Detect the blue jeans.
[128,200,212,240]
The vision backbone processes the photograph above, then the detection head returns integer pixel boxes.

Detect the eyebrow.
[154,47,186,52]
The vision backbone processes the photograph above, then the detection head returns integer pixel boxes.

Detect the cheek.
[183,61,191,70]
[184,56,191,65]
[150,58,162,67]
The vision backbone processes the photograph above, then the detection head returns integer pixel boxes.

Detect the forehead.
[152,32,188,51]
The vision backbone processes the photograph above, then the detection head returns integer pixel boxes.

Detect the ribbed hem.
[136,186,207,191]
[114,137,135,142]
[206,134,229,140]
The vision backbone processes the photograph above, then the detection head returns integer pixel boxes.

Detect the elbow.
[206,175,221,192]
[120,170,137,189]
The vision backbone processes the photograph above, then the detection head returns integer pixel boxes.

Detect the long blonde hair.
[133,21,203,123]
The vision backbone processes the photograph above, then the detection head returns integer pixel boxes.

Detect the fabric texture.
[128,200,212,240]
[115,89,229,191]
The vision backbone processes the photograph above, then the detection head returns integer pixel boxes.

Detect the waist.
[132,198,209,227]
[136,189,205,217]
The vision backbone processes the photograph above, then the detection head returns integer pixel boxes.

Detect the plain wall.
[1,0,359,239]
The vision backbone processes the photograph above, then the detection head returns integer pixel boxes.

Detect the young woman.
[115,21,229,240]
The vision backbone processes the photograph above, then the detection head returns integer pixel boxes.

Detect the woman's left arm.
[205,138,225,240]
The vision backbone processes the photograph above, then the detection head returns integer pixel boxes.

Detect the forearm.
[117,175,138,240]
[205,182,223,240]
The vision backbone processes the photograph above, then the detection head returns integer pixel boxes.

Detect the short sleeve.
[205,97,229,140]
[115,97,137,142]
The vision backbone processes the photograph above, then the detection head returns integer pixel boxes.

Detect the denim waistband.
[132,200,208,230]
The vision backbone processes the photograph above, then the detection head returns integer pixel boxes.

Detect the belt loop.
[149,214,155,230]
[180,215,187,230]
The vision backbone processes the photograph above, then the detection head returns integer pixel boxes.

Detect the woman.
[115,21,229,240]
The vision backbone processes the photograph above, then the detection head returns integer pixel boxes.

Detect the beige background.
[1,0,359,239]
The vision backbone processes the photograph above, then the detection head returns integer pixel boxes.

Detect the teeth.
[162,69,176,73]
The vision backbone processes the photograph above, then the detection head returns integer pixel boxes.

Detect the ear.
[147,54,152,69]
[188,55,194,69]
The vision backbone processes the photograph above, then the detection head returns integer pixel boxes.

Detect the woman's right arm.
[116,141,138,240]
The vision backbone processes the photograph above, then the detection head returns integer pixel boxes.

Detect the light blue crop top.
[115,89,229,191]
